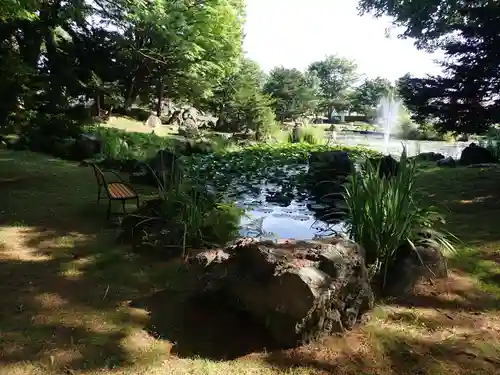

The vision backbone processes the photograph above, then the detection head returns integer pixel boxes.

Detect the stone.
[414,152,445,162]
[145,115,162,128]
[437,156,456,167]
[190,237,374,347]
[130,149,183,187]
[368,155,399,178]
[459,142,497,166]
[383,242,448,297]
[307,151,353,198]
[73,133,103,160]
[178,117,199,137]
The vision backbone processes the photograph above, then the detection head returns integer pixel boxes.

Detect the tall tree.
[263,67,320,122]
[359,0,500,134]
[206,57,275,137]
[308,55,358,120]
[350,77,393,116]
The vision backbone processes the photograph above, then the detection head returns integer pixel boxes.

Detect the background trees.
[263,67,320,122]
[308,55,358,120]
[359,0,500,134]
[0,0,246,132]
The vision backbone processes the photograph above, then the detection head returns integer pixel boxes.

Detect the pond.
[334,132,471,158]
[236,182,346,241]
[234,134,470,241]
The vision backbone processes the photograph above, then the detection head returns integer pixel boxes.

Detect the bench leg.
[136,197,140,209]
[107,200,112,220]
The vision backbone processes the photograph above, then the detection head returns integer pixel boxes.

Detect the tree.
[206,58,275,138]
[357,0,483,49]
[308,55,358,120]
[0,0,246,130]
[350,77,393,116]
[359,0,500,134]
[263,67,320,122]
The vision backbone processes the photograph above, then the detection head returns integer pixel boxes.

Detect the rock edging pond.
[190,236,374,347]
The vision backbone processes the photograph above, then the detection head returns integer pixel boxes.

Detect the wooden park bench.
[90,163,140,219]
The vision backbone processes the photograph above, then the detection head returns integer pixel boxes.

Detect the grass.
[0,147,500,374]
[101,116,178,137]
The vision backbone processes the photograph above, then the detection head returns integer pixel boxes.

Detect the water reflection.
[235,184,345,241]
[235,133,470,240]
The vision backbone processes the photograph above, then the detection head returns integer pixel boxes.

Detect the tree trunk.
[156,78,164,117]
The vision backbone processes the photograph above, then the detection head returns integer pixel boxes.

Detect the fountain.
[377,91,401,154]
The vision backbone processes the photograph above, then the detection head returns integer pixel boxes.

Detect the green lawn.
[0,148,499,375]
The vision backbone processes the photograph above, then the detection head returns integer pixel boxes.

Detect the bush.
[285,125,324,145]
[342,148,456,289]
[122,175,243,258]
[479,127,500,159]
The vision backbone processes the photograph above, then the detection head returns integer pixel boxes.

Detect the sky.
[243,0,444,82]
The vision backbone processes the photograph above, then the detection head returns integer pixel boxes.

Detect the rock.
[190,237,374,347]
[383,242,448,297]
[73,133,103,160]
[368,155,399,178]
[308,151,353,199]
[414,152,445,162]
[145,115,162,128]
[130,149,183,187]
[459,142,497,166]
[437,156,456,167]
[178,117,199,137]
[265,192,293,206]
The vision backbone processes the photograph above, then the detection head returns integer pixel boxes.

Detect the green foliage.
[479,127,500,159]
[208,58,276,138]
[350,77,393,116]
[0,0,245,134]
[375,2,500,135]
[342,149,456,288]
[286,126,325,145]
[184,143,379,195]
[263,67,320,121]
[308,55,358,119]
[149,182,243,250]
[94,128,173,161]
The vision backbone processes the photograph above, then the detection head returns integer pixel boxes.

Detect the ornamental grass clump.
[342,148,456,289]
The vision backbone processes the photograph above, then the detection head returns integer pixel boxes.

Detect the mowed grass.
[102,116,178,136]
[0,148,499,375]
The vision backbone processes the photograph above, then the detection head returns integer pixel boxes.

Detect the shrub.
[479,127,500,159]
[126,164,243,257]
[285,125,324,145]
[342,148,456,289]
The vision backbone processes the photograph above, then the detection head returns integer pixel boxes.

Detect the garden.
[2,0,500,374]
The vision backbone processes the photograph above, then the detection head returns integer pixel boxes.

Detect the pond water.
[236,134,471,241]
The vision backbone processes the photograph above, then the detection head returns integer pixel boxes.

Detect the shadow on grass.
[131,289,279,361]
[264,325,500,375]
[0,150,283,372]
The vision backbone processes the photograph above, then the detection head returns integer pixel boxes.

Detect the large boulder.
[130,149,183,187]
[437,156,456,168]
[145,115,162,128]
[459,143,497,166]
[368,155,399,178]
[191,237,374,347]
[414,152,445,162]
[73,133,103,160]
[383,242,448,297]
[307,151,353,200]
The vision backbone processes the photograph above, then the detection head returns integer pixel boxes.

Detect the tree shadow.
[130,289,279,360]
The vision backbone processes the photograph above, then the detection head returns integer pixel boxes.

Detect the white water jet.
[376,93,402,155]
